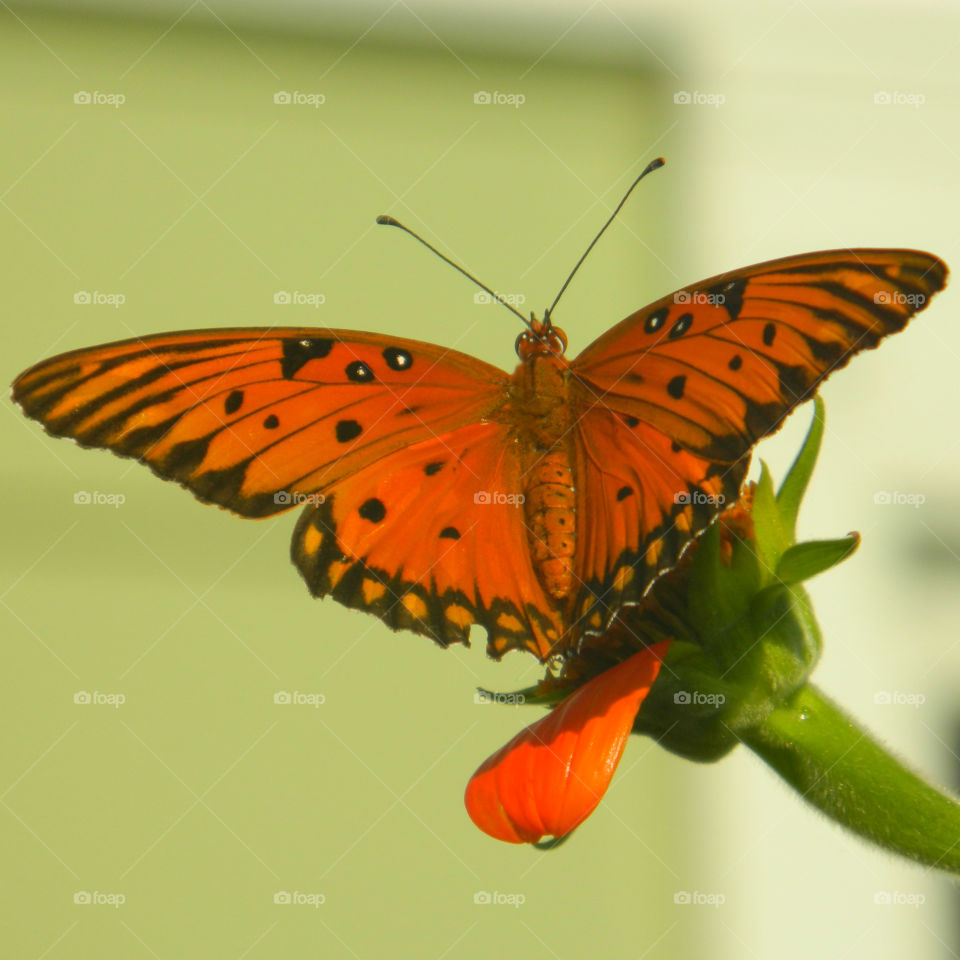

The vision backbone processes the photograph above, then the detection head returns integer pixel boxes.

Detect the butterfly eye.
[547,326,568,355]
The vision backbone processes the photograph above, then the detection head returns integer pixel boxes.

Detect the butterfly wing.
[13,327,562,658]
[567,248,947,626]
[292,421,563,659]
[13,328,507,516]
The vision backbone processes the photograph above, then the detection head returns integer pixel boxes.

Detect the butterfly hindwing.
[291,422,564,658]
[569,410,747,629]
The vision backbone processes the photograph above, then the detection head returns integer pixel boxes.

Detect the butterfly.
[12,163,948,662]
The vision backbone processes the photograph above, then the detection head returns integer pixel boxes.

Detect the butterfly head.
[515,313,568,361]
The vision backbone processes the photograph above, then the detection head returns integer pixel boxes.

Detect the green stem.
[743,683,960,874]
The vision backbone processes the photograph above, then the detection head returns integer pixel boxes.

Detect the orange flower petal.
[464,642,670,844]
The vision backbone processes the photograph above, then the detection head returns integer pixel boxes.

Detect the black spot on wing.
[616,486,633,501]
[383,347,413,371]
[224,390,244,415]
[335,419,362,443]
[263,414,279,429]
[424,461,444,476]
[708,277,746,320]
[281,337,335,379]
[645,307,669,334]
[667,375,686,400]
[345,360,374,382]
[439,526,461,540]
[359,498,386,523]
[668,313,693,339]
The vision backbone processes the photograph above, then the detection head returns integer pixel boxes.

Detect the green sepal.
[776,396,826,540]
[775,534,860,585]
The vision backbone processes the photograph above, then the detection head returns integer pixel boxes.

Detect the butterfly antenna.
[544,157,665,323]
[377,215,535,332]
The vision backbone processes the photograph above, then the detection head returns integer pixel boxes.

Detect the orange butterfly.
[12,161,947,661]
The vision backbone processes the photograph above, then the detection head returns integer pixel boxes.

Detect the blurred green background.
[3,3,959,958]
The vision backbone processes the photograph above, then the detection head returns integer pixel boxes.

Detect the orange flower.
[464,641,670,843]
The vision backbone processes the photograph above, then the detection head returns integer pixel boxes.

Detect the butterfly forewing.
[571,249,947,462]
[13,328,507,517]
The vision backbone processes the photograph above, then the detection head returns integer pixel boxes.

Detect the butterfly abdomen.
[525,450,576,599]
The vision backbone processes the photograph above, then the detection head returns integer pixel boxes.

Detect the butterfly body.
[13,248,948,661]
